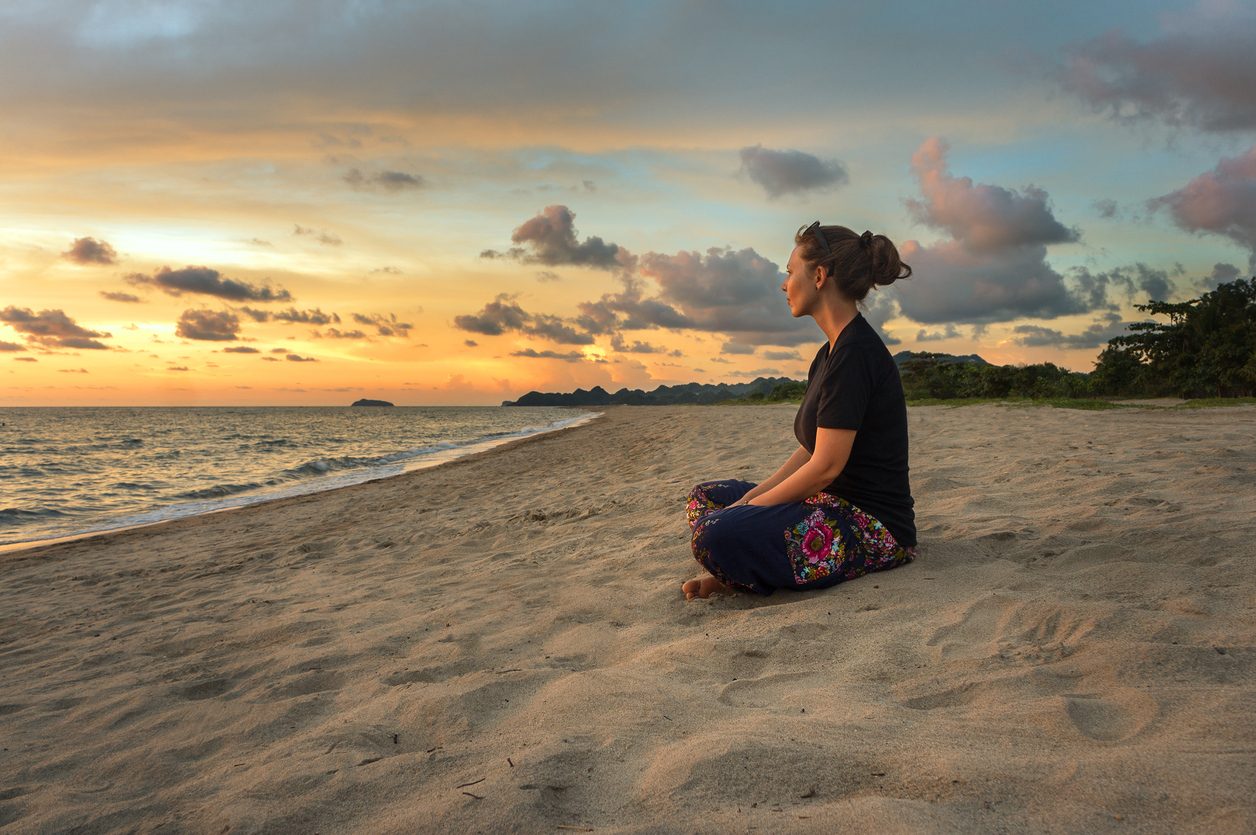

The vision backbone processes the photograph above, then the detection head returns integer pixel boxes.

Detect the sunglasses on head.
[799,220,831,257]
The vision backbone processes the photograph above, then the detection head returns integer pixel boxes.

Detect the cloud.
[895,138,1093,325]
[99,290,141,303]
[316,327,368,339]
[1199,262,1243,291]
[13,356,36,362]
[535,270,561,282]
[1147,144,1256,270]
[351,311,413,337]
[739,145,848,198]
[454,293,593,344]
[293,225,342,246]
[1012,312,1129,348]
[0,340,26,351]
[906,137,1079,252]
[482,205,631,271]
[1093,198,1119,218]
[344,167,426,192]
[464,339,478,347]
[63,236,117,265]
[222,345,259,353]
[0,306,112,349]
[761,349,800,361]
[915,324,961,342]
[1058,15,1256,132]
[286,353,317,362]
[176,309,240,341]
[721,341,755,354]
[640,247,815,345]
[125,266,293,302]
[610,334,674,354]
[510,348,585,361]
[238,306,341,325]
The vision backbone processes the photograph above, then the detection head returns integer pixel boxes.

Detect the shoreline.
[0,409,604,558]
[1,403,1252,832]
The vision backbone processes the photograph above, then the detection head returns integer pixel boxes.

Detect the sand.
[1,403,1254,833]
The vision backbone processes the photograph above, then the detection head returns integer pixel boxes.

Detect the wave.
[0,507,69,527]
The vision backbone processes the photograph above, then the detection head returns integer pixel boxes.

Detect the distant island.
[350,399,395,407]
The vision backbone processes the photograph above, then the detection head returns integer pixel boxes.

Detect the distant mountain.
[893,350,991,367]
[503,352,992,406]
[502,377,799,407]
[350,398,395,407]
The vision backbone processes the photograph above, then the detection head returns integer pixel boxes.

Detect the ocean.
[0,406,599,551]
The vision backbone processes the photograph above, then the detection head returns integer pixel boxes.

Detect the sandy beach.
[1,403,1253,833]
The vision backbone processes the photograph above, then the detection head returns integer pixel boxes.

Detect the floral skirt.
[686,479,917,596]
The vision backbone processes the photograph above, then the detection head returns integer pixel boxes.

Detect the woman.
[682,222,917,600]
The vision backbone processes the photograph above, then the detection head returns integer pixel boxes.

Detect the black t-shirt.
[793,313,916,547]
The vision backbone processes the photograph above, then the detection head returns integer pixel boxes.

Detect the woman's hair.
[794,223,912,302]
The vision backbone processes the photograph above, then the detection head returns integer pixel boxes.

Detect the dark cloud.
[453,294,592,344]
[344,168,426,192]
[761,349,800,361]
[13,356,36,362]
[125,266,293,302]
[1200,262,1242,291]
[222,345,260,353]
[1012,312,1128,349]
[739,145,848,198]
[641,247,815,345]
[1069,262,1179,308]
[721,341,755,354]
[535,270,561,282]
[906,137,1079,252]
[0,340,26,351]
[176,309,240,341]
[464,339,478,347]
[610,334,672,354]
[99,290,141,303]
[915,324,961,342]
[316,327,369,339]
[1058,18,1256,132]
[167,365,190,371]
[63,236,117,265]
[1148,144,1256,270]
[510,348,585,361]
[482,205,632,271]
[0,306,112,349]
[575,276,692,333]
[286,353,317,362]
[293,225,342,246]
[351,311,413,337]
[238,306,341,325]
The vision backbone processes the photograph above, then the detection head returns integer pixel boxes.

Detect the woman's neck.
[813,297,860,350]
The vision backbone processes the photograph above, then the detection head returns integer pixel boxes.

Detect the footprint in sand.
[1062,690,1158,742]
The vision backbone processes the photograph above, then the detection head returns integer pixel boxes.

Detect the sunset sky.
[3,0,1254,406]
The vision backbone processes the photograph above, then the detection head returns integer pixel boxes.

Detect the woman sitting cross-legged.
[683,222,918,600]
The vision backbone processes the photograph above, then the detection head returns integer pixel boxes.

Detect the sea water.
[0,406,599,551]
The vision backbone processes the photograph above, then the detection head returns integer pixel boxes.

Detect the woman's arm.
[732,444,812,505]
[747,427,856,507]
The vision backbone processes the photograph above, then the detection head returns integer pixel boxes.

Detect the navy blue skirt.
[686,479,916,596]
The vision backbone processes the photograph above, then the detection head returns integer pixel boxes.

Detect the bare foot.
[682,575,732,600]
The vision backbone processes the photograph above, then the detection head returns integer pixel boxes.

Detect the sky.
[2,0,1255,406]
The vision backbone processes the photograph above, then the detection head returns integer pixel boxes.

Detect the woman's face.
[782,245,820,317]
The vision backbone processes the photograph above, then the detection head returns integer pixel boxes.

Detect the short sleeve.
[816,343,878,431]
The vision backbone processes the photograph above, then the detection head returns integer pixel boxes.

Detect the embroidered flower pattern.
[787,491,915,585]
